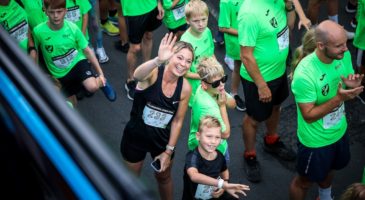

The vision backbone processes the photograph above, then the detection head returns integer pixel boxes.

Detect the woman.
[120,32,193,200]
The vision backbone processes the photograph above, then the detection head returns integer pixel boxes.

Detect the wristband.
[285,4,295,12]
[154,57,164,67]
[28,46,37,54]
[217,178,224,189]
[166,145,175,152]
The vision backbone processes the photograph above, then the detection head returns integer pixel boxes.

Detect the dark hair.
[43,0,66,9]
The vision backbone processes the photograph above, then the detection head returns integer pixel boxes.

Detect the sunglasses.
[203,75,228,88]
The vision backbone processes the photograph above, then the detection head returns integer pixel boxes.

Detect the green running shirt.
[354,0,365,50]
[121,0,157,16]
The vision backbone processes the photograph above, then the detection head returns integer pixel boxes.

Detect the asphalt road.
[76,1,365,199]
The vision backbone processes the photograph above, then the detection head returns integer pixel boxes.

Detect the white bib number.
[323,103,345,129]
[65,6,81,23]
[194,184,214,200]
[172,3,185,20]
[277,26,289,51]
[9,20,28,42]
[52,49,78,68]
[142,103,174,128]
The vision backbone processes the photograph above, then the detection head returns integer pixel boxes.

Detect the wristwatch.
[286,3,295,12]
[166,145,175,152]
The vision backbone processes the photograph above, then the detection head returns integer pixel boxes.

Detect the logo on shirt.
[0,13,6,18]
[335,64,341,70]
[45,45,53,53]
[1,20,8,30]
[62,33,71,38]
[45,36,51,41]
[270,17,278,28]
[322,84,329,96]
[265,10,270,16]
[320,74,326,81]
[172,101,179,104]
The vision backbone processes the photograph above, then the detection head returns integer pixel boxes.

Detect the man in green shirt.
[290,20,364,200]
[238,0,296,183]
[121,0,164,100]
[354,0,365,103]
[33,0,116,104]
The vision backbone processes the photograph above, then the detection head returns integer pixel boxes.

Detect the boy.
[181,0,214,106]
[183,116,250,200]
[33,0,116,105]
[218,0,246,111]
[189,57,236,162]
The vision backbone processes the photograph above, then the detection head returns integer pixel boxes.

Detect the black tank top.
[123,65,184,149]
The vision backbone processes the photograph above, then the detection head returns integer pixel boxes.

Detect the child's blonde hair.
[185,0,209,20]
[197,57,224,83]
[340,183,365,200]
[291,28,316,77]
[198,116,221,133]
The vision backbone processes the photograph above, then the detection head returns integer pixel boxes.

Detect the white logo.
[172,101,179,104]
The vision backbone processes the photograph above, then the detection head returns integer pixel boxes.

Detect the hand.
[157,1,165,20]
[156,151,171,172]
[258,85,272,103]
[224,183,250,198]
[337,82,364,101]
[157,33,177,64]
[211,188,224,198]
[98,74,107,87]
[216,90,227,106]
[341,74,364,89]
[298,17,311,30]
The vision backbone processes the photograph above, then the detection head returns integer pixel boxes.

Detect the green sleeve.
[291,67,317,104]
[218,0,230,28]
[238,13,259,47]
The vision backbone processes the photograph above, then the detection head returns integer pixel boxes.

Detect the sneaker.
[345,1,357,13]
[356,91,365,104]
[263,138,296,161]
[244,156,261,183]
[108,12,118,25]
[114,41,130,53]
[101,20,119,36]
[124,80,136,100]
[233,94,246,112]
[224,55,234,71]
[351,17,358,29]
[101,81,117,102]
[346,30,354,40]
[96,47,109,64]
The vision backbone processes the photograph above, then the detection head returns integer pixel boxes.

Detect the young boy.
[218,0,246,112]
[33,0,116,105]
[180,0,215,106]
[183,116,250,200]
[189,57,236,162]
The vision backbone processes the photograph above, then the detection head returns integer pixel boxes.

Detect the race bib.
[194,184,214,200]
[65,6,81,23]
[277,26,289,51]
[9,20,28,42]
[323,103,345,129]
[142,103,174,128]
[172,3,185,20]
[52,49,78,68]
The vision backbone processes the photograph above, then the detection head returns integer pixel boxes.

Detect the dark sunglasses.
[203,75,228,88]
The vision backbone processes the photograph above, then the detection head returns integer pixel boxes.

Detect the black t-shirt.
[182,148,227,200]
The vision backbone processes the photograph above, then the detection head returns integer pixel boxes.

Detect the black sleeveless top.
[123,65,184,149]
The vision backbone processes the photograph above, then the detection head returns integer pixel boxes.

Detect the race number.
[142,103,174,128]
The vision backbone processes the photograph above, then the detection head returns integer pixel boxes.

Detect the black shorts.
[168,23,188,34]
[296,133,350,182]
[57,59,95,97]
[241,73,289,122]
[120,124,174,163]
[125,7,162,44]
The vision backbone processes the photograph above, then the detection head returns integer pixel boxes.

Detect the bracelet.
[285,4,295,12]
[154,57,164,67]
[28,46,37,54]
[163,151,172,157]
[217,178,224,189]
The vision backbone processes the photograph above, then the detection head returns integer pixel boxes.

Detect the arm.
[82,13,89,36]
[27,29,37,63]
[170,0,180,9]
[83,47,106,85]
[184,71,201,80]
[159,79,191,172]
[240,46,272,102]
[292,0,311,30]
[218,27,238,36]
[157,0,165,20]
[298,83,364,123]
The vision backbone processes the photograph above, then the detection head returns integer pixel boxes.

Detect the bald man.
[289,20,364,200]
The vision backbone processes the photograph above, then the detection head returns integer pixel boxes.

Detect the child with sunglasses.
[188,57,236,163]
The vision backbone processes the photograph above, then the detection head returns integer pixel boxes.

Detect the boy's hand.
[211,188,224,198]
[217,90,227,106]
[224,183,250,198]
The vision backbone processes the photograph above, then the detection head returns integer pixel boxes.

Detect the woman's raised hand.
[158,32,177,63]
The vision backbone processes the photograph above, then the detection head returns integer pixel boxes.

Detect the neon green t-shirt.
[218,0,243,60]
[353,0,365,50]
[237,0,288,82]
[180,28,215,106]
[162,0,187,29]
[189,86,228,154]
[362,167,365,184]
[33,20,88,78]
[21,0,48,30]
[121,0,157,16]
[291,51,354,148]
[0,0,29,51]
[65,0,91,41]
